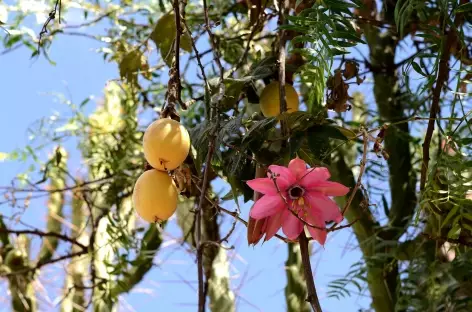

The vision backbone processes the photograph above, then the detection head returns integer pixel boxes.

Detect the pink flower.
[246,158,349,245]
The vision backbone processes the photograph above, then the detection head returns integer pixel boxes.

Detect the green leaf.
[281,111,318,132]
[5,35,22,48]
[246,56,278,81]
[456,2,472,13]
[119,50,149,84]
[447,222,461,239]
[209,78,246,111]
[411,62,427,77]
[442,205,459,228]
[458,137,472,145]
[332,31,365,44]
[242,118,278,144]
[306,134,331,164]
[150,12,192,67]
[307,124,350,141]
[382,194,389,217]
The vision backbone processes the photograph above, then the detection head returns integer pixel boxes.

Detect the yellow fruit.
[143,118,190,171]
[132,169,178,223]
[259,81,299,117]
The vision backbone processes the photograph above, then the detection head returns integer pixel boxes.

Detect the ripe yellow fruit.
[143,118,190,171]
[132,169,178,223]
[259,81,299,117]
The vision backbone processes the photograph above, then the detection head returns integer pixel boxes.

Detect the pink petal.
[288,157,307,180]
[264,211,284,241]
[308,181,350,197]
[306,192,343,223]
[267,165,296,190]
[306,213,327,245]
[307,227,327,246]
[250,195,284,219]
[246,178,278,195]
[282,210,304,240]
[247,217,267,245]
[299,167,331,187]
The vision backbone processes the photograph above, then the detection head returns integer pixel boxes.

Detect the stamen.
[298,197,305,206]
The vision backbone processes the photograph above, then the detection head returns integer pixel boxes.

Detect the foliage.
[0,0,472,311]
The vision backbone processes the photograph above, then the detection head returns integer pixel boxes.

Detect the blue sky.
[0,5,375,312]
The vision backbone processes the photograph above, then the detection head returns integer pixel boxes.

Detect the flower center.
[288,185,305,199]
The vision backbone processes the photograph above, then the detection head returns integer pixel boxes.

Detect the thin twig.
[2,250,87,277]
[0,228,87,250]
[38,0,62,51]
[61,10,117,29]
[341,128,368,216]
[0,176,113,193]
[181,19,208,84]
[232,1,270,74]
[191,177,292,244]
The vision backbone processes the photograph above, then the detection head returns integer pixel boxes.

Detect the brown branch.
[38,0,62,52]
[195,1,226,311]
[420,8,464,191]
[278,1,321,311]
[61,10,117,29]
[181,18,208,86]
[232,1,271,74]
[0,228,87,250]
[161,0,187,120]
[195,130,215,312]
[2,250,88,277]
[202,1,224,78]
[0,176,113,194]
[299,232,322,312]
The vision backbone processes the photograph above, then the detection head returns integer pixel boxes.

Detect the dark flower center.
[289,186,304,199]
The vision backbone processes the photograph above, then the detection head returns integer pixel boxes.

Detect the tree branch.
[299,233,322,312]
[0,228,87,250]
[110,225,163,296]
[420,14,460,191]
[196,1,225,310]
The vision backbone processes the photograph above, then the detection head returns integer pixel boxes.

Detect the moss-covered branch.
[109,224,163,297]
[38,147,68,264]
[363,3,417,237]
[8,235,37,312]
[61,192,88,312]
[332,154,394,312]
